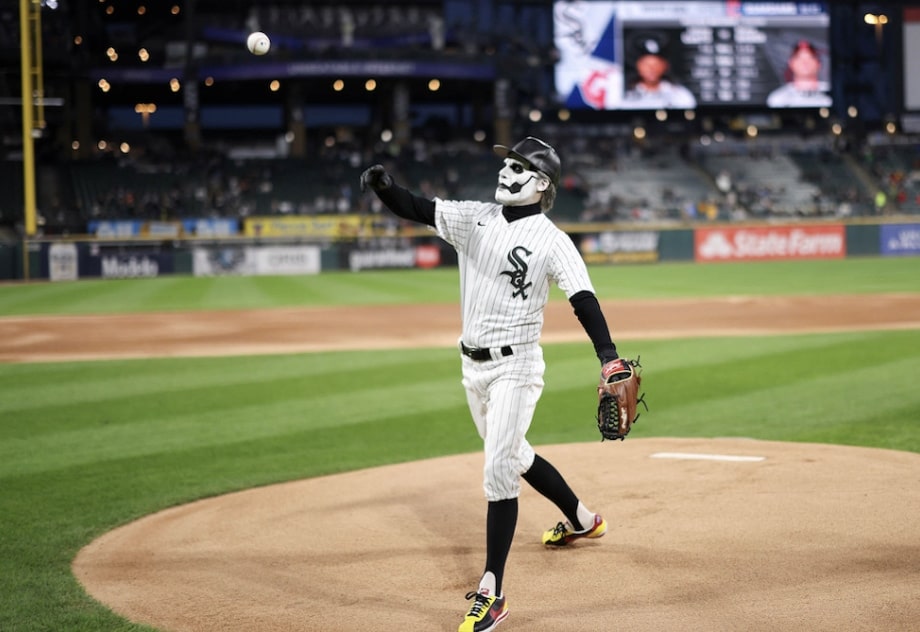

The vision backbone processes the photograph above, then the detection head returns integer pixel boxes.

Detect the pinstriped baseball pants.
[461,345,544,501]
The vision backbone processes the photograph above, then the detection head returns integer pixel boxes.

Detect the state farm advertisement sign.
[695,225,846,262]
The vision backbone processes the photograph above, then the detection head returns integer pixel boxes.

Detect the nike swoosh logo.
[477,221,487,226]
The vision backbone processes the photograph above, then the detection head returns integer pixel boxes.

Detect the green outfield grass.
[1,257,919,631]
[1,257,918,316]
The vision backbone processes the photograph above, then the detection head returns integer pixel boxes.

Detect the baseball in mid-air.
[246,31,270,55]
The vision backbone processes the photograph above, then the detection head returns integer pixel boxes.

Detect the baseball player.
[360,137,620,632]
[766,40,831,108]
[623,32,697,110]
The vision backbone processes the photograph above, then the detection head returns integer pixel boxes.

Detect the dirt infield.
[3,293,920,363]
[6,293,919,631]
[73,438,920,632]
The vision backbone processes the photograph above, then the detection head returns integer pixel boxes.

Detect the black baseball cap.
[493,136,561,186]
[634,31,669,57]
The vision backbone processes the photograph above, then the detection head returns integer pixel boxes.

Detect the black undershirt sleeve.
[569,290,618,364]
[374,183,436,227]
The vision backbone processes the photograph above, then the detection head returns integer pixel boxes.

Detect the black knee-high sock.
[521,453,582,529]
[484,498,518,597]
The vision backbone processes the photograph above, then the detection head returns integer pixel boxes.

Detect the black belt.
[461,342,513,361]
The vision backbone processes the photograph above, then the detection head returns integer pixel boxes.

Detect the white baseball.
[246,31,270,56]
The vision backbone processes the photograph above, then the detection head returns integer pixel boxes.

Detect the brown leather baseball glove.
[597,357,645,441]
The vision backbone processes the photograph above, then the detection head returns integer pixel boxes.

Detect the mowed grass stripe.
[119,276,275,312]
[0,350,466,477]
[1,387,460,478]
[63,277,186,314]
[0,280,90,314]
[0,347,452,416]
[590,257,920,298]
[646,355,920,451]
[538,330,881,393]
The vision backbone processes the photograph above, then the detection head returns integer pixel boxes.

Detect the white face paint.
[494,158,548,206]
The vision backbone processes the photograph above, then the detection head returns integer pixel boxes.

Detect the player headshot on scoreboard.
[766,39,832,108]
[622,31,697,110]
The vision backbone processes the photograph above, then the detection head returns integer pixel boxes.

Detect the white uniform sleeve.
[548,230,595,298]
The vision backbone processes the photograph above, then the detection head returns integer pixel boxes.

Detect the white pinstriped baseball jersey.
[434,198,595,349]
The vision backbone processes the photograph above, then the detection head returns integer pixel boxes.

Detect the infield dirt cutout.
[5,294,919,631]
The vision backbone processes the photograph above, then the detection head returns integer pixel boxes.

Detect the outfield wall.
[5,219,919,280]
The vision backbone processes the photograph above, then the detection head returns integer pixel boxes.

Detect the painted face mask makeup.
[495,159,544,206]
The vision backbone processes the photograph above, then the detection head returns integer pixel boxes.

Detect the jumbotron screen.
[553,1,831,110]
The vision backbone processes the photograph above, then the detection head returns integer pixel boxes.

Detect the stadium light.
[864,13,888,48]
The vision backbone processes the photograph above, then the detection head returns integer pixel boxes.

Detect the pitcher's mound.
[74,438,920,632]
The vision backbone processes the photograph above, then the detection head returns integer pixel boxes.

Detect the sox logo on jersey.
[500,246,533,299]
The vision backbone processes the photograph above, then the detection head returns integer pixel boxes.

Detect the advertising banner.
[48,243,79,281]
[243,215,377,239]
[251,245,321,275]
[579,231,660,264]
[414,244,442,269]
[695,225,845,261]
[347,247,419,272]
[143,221,182,238]
[192,245,321,276]
[99,255,167,278]
[87,220,142,238]
[81,253,173,278]
[880,223,920,256]
[87,220,182,238]
[341,243,446,272]
[181,218,240,237]
[193,246,252,275]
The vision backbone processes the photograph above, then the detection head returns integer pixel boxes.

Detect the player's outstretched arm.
[360,164,435,226]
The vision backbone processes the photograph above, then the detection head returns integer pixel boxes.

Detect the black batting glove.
[360,164,393,193]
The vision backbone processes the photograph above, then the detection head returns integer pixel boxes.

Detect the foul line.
[650,452,766,462]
